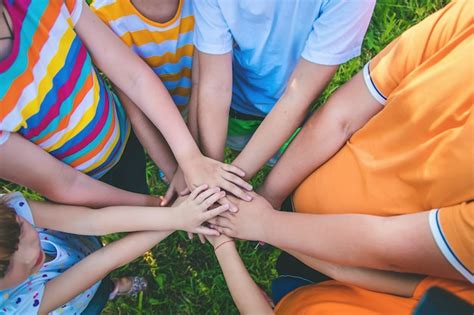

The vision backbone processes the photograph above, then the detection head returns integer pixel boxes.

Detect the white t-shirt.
[193,0,375,116]
[0,193,102,315]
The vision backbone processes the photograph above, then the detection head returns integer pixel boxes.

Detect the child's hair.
[0,198,20,278]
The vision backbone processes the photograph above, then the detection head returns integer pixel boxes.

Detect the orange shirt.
[283,0,474,313]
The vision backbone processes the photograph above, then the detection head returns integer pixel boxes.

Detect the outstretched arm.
[259,72,382,208]
[39,230,171,314]
[232,60,337,180]
[0,132,160,208]
[213,195,470,282]
[114,86,178,182]
[28,185,229,236]
[207,235,274,314]
[196,51,233,162]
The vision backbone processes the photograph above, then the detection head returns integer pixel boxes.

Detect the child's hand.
[174,184,230,235]
[183,156,253,210]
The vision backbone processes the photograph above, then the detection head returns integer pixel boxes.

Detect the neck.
[131,0,180,24]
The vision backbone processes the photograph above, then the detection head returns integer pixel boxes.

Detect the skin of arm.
[196,51,233,162]
[188,50,200,143]
[28,185,229,236]
[259,72,383,208]
[206,235,274,314]
[285,249,423,297]
[0,133,161,208]
[114,86,178,181]
[74,3,252,201]
[213,194,464,282]
[39,230,172,314]
[233,60,337,180]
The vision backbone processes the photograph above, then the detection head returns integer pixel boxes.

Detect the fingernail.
[230,206,238,212]
[245,195,252,201]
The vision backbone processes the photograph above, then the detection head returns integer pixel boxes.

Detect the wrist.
[259,206,277,244]
[179,151,204,174]
[214,240,236,256]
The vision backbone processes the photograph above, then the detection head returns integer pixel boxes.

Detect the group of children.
[0,0,384,313]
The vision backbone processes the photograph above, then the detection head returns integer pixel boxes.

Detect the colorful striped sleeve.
[429,203,474,283]
[65,0,83,25]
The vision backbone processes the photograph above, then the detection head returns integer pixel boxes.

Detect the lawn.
[0,0,449,314]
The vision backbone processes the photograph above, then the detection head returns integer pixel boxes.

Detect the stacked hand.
[209,192,275,242]
[173,184,230,236]
[182,156,253,211]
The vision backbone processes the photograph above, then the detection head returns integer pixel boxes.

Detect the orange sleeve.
[363,0,473,104]
[429,202,473,283]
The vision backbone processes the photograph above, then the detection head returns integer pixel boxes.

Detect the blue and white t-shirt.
[0,193,102,314]
[193,0,376,117]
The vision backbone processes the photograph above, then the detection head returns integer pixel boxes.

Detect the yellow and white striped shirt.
[91,0,194,114]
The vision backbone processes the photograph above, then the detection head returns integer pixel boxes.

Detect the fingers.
[195,226,220,236]
[195,187,220,204]
[161,185,176,206]
[187,232,194,240]
[221,171,253,191]
[179,187,191,196]
[210,225,234,237]
[203,204,230,221]
[217,196,238,213]
[201,190,226,209]
[222,181,253,202]
[190,184,208,199]
[221,163,246,177]
[198,233,206,244]
[210,216,232,229]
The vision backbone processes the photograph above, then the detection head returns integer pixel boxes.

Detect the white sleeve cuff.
[302,46,361,66]
[429,209,473,283]
[70,0,83,26]
[0,131,10,146]
[362,63,387,105]
[194,41,233,55]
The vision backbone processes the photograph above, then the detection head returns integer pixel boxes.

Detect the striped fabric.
[0,0,130,179]
[91,0,194,114]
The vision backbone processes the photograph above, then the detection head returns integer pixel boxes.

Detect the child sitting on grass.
[90,0,199,201]
[0,185,227,314]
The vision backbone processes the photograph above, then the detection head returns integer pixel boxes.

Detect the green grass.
[0,1,448,313]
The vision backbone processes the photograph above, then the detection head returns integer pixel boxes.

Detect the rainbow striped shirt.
[0,0,130,179]
[91,0,194,114]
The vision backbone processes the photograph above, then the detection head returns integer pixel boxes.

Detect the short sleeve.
[429,203,473,283]
[65,0,83,25]
[192,0,233,54]
[0,131,10,146]
[1,192,35,225]
[301,0,375,66]
[363,0,472,105]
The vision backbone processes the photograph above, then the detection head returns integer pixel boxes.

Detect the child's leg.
[100,130,149,194]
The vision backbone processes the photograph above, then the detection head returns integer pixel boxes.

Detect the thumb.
[161,185,176,206]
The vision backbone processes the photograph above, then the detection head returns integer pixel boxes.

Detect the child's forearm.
[286,250,423,297]
[40,230,172,314]
[233,60,337,180]
[29,200,183,235]
[115,87,178,179]
[196,52,233,161]
[215,242,274,314]
[188,50,200,144]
